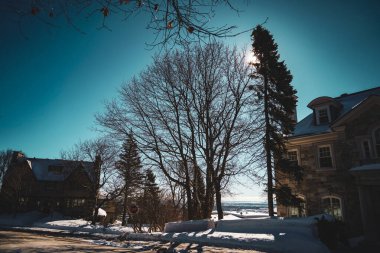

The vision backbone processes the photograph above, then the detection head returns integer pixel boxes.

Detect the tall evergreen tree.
[116,133,144,226]
[142,169,161,232]
[251,25,300,217]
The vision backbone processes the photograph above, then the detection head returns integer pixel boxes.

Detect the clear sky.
[0,0,379,201]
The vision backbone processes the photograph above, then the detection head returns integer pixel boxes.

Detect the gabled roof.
[292,86,380,138]
[307,96,342,109]
[26,158,94,182]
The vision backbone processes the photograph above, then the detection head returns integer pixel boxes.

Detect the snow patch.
[164,219,215,233]
[97,208,107,217]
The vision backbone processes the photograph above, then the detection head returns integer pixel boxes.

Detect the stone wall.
[278,105,380,236]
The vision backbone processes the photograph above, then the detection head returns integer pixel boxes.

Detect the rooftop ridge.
[335,85,380,99]
[27,157,93,164]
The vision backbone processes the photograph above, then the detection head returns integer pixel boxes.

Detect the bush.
[315,215,346,249]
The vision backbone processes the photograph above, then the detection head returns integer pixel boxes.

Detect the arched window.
[322,196,343,220]
[287,195,306,217]
[374,128,380,157]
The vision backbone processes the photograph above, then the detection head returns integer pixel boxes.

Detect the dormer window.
[48,165,63,174]
[316,106,331,125]
[307,96,342,126]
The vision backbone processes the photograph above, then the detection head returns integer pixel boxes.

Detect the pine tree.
[116,133,144,226]
[142,169,161,232]
[251,25,300,217]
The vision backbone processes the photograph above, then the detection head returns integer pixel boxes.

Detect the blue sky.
[0,0,379,200]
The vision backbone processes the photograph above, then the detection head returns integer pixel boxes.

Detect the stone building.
[0,152,95,218]
[277,86,380,240]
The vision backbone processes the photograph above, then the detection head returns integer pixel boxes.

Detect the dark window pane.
[362,141,371,158]
[319,146,332,168]
[318,109,329,124]
[287,151,298,164]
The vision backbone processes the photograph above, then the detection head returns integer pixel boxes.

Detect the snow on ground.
[33,213,134,235]
[124,215,330,253]
[0,211,331,253]
[164,219,215,233]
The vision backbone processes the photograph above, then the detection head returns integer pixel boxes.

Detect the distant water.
[217,201,270,213]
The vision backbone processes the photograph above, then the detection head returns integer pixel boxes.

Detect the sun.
[245,51,259,65]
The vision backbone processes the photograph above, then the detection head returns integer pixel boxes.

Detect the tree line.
[0,25,304,226]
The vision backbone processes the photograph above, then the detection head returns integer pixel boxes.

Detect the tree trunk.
[185,184,194,220]
[203,167,214,218]
[264,73,274,217]
[121,194,128,226]
[92,198,99,225]
[215,181,223,220]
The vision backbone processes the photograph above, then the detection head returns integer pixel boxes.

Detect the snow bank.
[33,217,134,235]
[215,216,322,237]
[0,211,331,253]
[155,214,330,253]
[210,215,331,253]
[124,228,329,253]
[164,219,215,233]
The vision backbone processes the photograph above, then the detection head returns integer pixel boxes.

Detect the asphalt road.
[0,230,264,253]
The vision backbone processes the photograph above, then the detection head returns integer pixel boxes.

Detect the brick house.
[277,86,380,240]
[0,152,95,218]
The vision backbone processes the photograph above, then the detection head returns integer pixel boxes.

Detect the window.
[287,196,306,217]
[287,150,299,165]
[316,106,331,125]
[322,196,343,220]
[48,165,63,174]
[19,197,28,206]
[374,128,380,157]
[71,199,85,207]
[318,145,333,168]
[362,140,372,159]
[66,199,85,208]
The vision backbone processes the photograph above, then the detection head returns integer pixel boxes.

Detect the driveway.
[0,230,264,253]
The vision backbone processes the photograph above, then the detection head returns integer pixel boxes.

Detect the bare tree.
[61,137,121,224]
[97,42,261,220]
[0,0,250,47]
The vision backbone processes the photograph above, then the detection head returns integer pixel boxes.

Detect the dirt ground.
[0,230,265,253]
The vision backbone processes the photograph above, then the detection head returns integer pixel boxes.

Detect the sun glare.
[245,51,259,65]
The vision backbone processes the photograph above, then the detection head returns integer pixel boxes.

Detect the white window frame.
[321,195,343,220]
[287,149,300,165]
[317,144,335,169]
[316,106,331,125]
[361,139,372,159]
[372,127,380,158]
